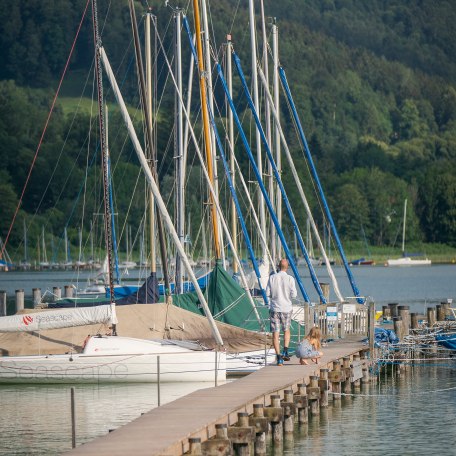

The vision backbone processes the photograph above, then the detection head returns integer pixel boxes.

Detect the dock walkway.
[68,338,366,455]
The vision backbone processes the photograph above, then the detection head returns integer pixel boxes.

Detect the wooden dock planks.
[67,338,365,455]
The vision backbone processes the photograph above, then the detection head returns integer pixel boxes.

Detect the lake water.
[272,362,456,456]
[0,265,455,454]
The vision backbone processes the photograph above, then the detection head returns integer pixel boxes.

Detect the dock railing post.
[249,404,268,455]
[71,387,76,449]
[339,305,345,339]
[0,290,6,317]
[368,301,375,356]
[157,355,161,406]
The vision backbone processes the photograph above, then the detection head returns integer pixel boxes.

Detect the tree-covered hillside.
[0,0,455,261]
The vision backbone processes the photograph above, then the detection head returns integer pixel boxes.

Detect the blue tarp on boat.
[435,333,456,350]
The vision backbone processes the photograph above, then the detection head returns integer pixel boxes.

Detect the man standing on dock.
[266,258,297,365]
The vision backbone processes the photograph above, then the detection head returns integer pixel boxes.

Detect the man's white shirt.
[265,270,297,313]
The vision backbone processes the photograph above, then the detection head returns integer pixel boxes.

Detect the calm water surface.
[0,266,455,454]
[272,363,456,456]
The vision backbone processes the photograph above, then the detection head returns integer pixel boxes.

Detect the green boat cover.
[171,260,303,348]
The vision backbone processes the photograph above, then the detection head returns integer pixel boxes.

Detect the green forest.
[0,0,455,263]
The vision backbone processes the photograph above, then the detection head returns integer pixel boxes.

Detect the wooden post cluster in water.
[184,349,376,455]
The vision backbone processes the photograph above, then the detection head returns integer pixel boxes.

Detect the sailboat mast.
[259,0,275,266]
[174,9,184,294]
[145,11,156,274]
[23,219,27,263]
[91,0,117,332]
[64,226,68,264]
[226,35,237,273]
[248,0,267,257]
[272,18,282,259]
[191,0,221,260]
[402,198,407,254]
[128,0,171,297]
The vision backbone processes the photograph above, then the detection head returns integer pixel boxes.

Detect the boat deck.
[68,337,366,456]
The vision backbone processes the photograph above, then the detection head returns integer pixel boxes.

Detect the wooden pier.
[68,338,368,456]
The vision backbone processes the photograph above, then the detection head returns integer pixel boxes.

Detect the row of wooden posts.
[0,287,76,316]
[183,350,374,456]
[382,301,453,340]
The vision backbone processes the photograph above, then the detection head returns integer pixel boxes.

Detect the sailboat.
[0,0,230,384]
[0,305,226,383]
[386,199,431,266]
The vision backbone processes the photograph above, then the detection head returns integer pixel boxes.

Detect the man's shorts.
[269,310,292,333]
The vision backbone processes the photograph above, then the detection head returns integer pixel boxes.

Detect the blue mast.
[216,63,311,303]
[279,67,363,303]
[233,52,326,304]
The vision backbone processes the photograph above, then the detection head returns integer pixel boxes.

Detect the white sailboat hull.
[386,257,431,266]
[0,336,226,384]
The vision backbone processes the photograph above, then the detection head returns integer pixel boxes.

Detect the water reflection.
[0,381,214,455]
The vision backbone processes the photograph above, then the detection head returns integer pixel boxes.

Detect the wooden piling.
[32,288,41,308]
[319,369,330,407]
[388,303,399,318]
[382,305,391,320]
[427,307,436,327]
[249,404,268,456]
[393,316,404,341]
[188,437,202,455]
[329,360,343,401]
[201,424,231,456]
[0,290,6,317]
[64,285,74,298]
[228,412,255,456]
[342,356,352,395]
[294,384,309,424]
[410,313,419,330]
[15,289,24,312]
[352,353,362,390]
[436,304,446,322]
[398,306,410,336]
[319,282,330,303]
[53,286,62,300]
[282,390,296,433]
[308,376,320,415]
[264,395,283,443]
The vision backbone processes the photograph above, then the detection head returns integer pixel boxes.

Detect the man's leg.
[282,328,291,360]
[273,331,281,355]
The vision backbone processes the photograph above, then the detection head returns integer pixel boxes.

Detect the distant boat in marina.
[386,199,431,267]
[350,257,375,266]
